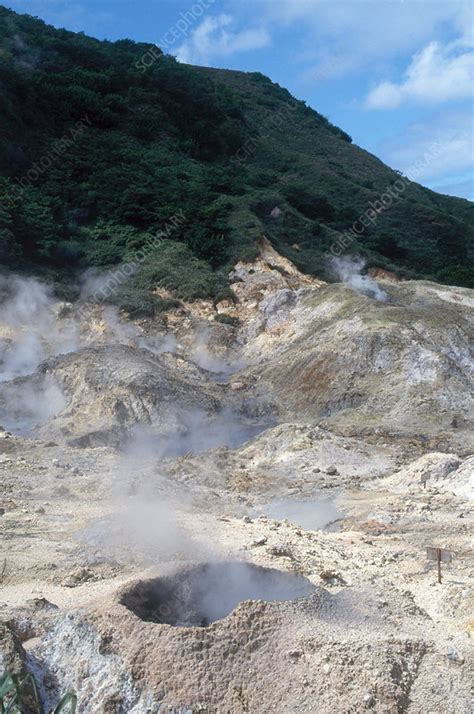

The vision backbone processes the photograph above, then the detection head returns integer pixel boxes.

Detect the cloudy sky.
[7,0,473,199]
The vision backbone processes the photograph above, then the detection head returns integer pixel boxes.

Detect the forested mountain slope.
[0,5,472,312]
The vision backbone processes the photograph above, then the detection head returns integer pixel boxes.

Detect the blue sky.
[6,0,474,199]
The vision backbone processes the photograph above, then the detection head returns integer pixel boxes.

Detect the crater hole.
[120,561,314,627]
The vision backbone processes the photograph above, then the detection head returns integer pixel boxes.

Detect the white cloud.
[366,41,474,108]
[176,14,270,65]
[379,109,473,183]
[247,0,473,81]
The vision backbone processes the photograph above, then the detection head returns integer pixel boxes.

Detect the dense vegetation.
[0,6,472,313]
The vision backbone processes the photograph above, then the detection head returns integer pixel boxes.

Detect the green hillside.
[0,5,472,313]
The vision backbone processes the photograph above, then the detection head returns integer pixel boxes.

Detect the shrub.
[284,186,335,221]
[435,265,474,289]
[215,313,239,326]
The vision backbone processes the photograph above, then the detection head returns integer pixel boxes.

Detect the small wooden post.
[426,547,453,585]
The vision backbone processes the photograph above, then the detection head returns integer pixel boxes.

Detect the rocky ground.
[0,246,472,713]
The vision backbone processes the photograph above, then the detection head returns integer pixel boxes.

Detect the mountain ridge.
[0,4,472,313]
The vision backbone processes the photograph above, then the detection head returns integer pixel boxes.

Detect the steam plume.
[331,256,387,302]
[0,273,78,381]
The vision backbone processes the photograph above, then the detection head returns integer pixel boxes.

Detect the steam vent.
[120,561,315,627]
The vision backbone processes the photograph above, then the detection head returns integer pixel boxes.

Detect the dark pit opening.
[121,561,314,627]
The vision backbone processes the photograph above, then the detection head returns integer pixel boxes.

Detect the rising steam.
[0,274,78,433]
[0,271,285,595]
[331,256,387,302]
[0,273,79,381]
